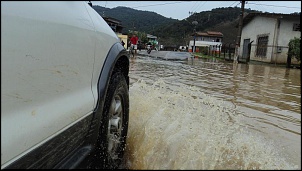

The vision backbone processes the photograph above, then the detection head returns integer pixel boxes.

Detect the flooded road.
[123,56,301,169]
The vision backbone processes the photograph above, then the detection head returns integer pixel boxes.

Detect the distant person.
[146,41,152,54]
[147,41,152,47]
[121,40,125,47]
[138,40,141,51]
[127,40,131,49]
[153,40,159,51]
[130,34,138,58]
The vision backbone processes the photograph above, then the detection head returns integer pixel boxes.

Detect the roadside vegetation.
[288,37,300,62]
[193,52,225,61]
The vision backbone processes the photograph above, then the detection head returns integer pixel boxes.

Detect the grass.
[192,52,227,61]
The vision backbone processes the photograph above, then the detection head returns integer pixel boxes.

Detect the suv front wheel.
[95,71,129,169]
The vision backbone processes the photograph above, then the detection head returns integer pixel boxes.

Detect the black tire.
[94,72,129,169]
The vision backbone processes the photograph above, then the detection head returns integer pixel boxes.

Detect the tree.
[288,37,300,61]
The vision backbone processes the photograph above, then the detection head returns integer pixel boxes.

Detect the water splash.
[124,79,298,170]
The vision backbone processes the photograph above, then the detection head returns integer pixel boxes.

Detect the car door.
[1,1,96,168]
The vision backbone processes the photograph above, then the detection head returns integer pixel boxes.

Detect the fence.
[200,43,236,61]
[202,43,299,66]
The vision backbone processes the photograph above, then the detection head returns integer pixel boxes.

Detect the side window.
[256,35,269,57]
[293,23,300,31]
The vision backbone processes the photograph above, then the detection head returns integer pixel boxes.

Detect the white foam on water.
[124,79,298,170]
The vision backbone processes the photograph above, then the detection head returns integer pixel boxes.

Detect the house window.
[293,23,300,31]
[256,35,269,57]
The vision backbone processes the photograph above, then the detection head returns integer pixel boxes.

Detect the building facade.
[102,16,128,48]
[188,31,223,53]
[239,13,300,64]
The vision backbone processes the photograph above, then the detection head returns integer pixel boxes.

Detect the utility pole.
[192,21,198,53]
[193,28,196,53]
[234,1,245,63]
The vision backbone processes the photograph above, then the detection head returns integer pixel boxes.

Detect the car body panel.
[83,5,121,103]
[1,1,120,168]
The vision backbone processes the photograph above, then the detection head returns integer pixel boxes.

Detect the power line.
[247,2,300,9]
[228,1,238,7]
[190,1,199,12]
[191,2,203,12]
[131,1,191,9]
[195,1,208,13]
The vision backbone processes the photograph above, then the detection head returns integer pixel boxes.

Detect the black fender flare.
[87,42,129,146]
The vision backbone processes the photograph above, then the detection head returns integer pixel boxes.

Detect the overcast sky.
[90,1,301,20]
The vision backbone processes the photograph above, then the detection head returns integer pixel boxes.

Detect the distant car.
[1,1,129,169]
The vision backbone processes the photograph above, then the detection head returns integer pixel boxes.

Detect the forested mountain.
[92,5,260,46]
[92,6,178,34]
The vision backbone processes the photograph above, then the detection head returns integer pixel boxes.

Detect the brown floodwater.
[122,56,301,170]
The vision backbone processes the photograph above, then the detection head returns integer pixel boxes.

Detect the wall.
[197,36,222,42]
[117,34,128,49]
[240,16,276,63]
[188,39,222,52]
[274,18,300,64]
[240,15,300,64]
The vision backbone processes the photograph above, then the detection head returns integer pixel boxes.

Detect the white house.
[239,13,300,64]
[147,34,157,41]
[188,31,223,53]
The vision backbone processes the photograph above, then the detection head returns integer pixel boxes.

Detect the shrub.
[288,37,300,61]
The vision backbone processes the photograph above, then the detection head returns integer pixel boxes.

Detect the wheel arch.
[87,42,129,146]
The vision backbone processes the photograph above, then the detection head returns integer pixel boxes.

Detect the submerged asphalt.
[136,50,193,60]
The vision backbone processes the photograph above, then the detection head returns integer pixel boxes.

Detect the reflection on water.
[124,56,301,169]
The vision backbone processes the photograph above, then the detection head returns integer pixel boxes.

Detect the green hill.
[92,6,178,34]
[92,5,260,46]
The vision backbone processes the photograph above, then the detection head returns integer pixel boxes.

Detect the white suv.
[1,1,130,169]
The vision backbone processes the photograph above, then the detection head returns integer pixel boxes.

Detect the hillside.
[92,5,260,46]
[154,7,260,45]
[92,5,178,34]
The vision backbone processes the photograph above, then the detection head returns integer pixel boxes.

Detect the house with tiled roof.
[188,31,223,53]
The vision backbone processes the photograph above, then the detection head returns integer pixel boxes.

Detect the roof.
[102,16,124,29]
[207,31,223,35]
[193,31,223,37]
[147,34,157,39]
[241,12,300,27]
[102,16,121,24]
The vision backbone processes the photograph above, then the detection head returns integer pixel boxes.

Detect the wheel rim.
[107,94,123,160]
